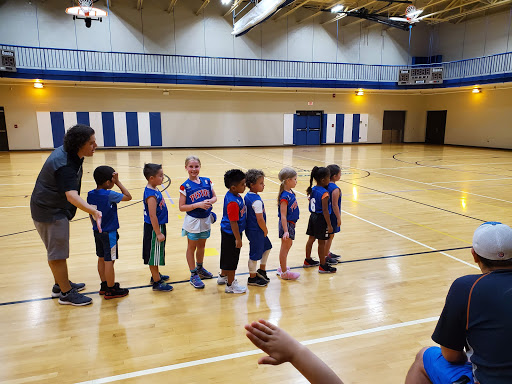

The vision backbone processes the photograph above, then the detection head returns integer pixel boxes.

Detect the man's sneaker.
[329,252,342,260]
[217,274,228,285]
[51,281,86,298]
[150,273,170,284]
[256,269,270,282]
[280,270,300,280]
[104,285,129,300]
[197,267,213,280]
[225,279,247,294]
[326,256,339,265]
[276,266,290,276]
[190,274,205,289]
[303,258,320,268]
[152,280,173,292]
[58,288,93,306]
[99,281,108,295]
[248,276,268,287]
[319,264,337,274]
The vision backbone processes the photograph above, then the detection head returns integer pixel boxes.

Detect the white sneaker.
[217,273,228,285]
[225,279,247,294]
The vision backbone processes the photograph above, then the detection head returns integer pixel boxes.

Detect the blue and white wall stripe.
[36,111,163,149]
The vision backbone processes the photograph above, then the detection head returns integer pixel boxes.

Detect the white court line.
[74,316,439,384]
[204,152,479,270]
[432,177,512,184]
[0,205,30,209]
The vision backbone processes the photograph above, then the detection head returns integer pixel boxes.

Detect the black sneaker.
[303,258,320,268]
[319,263,337,274]
[329,252,342,260]
[256,269,270,282]
[58,288,93,306]
[248,276,268,287]
[99,281,108,295]
[326,256,338,265]
[51,281,86,298]
[104,285,129,300]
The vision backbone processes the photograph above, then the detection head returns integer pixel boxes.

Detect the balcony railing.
[2,44,512,86]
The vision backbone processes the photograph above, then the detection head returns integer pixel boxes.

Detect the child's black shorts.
[306,212,330,240]
[220,230,241,270]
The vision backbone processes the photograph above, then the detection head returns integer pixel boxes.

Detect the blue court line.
[0,246,472,307]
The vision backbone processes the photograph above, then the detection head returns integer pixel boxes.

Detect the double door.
[293,111,323,145]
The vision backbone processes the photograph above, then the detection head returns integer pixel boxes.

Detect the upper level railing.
[2,44,512,84]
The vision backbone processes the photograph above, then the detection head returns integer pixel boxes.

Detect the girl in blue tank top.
[304,166,337,274]
[178,156,218,289]
[325,164,342,262]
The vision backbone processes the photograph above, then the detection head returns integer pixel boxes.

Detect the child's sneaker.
[51,281,86,298]
[326,256,339,265]
[319,264,337,274]
[217,273,228,285]
[99,281,108,295]
[256,269,270,282]
[104,285,129,300]
[190,274,205,289]
[225,279,247,294]
[329,252,342,260]
[248,276,268,287]
[303,258,320,268]
[58,288,93,306]
[152,280,173,292]
[150,273,170,284]
[197,267,213,279]
[276,267,290,276]
[280,270,300,280]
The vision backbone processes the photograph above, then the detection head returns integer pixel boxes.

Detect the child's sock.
[196,262,203,269]
[190,268,198,275]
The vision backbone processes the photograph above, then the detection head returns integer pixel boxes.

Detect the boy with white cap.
[405,221,512,384]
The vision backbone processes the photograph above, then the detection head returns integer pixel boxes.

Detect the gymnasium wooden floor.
[1,144,511,384]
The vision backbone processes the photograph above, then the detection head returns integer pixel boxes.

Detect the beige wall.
[0,82,428,150]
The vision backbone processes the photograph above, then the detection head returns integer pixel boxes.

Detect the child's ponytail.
[306,166,318,196]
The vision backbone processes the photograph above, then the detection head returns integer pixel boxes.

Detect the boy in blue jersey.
[87,166,131,299]
[142,163,173,292]
[218,169,247,294]
[244,169,272,287]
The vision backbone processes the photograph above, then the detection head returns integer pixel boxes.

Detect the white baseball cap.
[472,222,512,260]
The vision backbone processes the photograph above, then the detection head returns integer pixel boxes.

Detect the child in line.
[179,155,217,289]
[277,167,300,280]
[244,169,272,287]
[305,166,336,273]
[217,169,247,294]
[142,163,173,292]
[87,166,131,299]
[325,164,342,262]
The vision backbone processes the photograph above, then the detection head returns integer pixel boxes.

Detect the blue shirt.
[220,191,246,234]
[143,186,168,225]
[278,190,299,222]
[432,270,512,384]
[308,185,331,214]
[244,192,265,232]
[87,189,124,232]
[179,177,213,219]
[327,182,341,217]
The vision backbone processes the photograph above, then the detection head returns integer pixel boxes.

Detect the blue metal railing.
[2,44,512,84]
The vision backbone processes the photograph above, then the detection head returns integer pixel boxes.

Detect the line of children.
[87,160,342,299]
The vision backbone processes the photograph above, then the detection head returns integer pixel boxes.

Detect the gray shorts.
[33,218,70,260]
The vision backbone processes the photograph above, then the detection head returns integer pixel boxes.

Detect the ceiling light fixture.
[33,79,44,89]
[331,5,344,13]
[355,88,364,96]
[472,86,482,94]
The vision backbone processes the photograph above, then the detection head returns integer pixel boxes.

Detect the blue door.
[306,113,321,145]
[293,111,323,146]
[293,114,308,145]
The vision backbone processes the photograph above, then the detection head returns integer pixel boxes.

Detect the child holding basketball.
[142,163,173,292]
[87,166,131,300]
[325,164,342,262]
[179,155,217,289]
[305,166,336,273]
[277,167,300,280]
[244,169,272,287]
[217,169,247,294]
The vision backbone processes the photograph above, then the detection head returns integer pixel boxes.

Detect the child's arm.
[179,194,212,212]
[230,221,242,248]
[207,187,218,205]
[147,196,165,242]
[332,188,341,227]
[256,213,268,238]
[66,190,102,232]
[279,200,289,239]
[245,319,344,384]
[112,172,132,201]
[321,194,333,233]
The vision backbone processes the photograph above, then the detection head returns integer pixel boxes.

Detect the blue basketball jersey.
[327,182,341,214]
[87,189,124,232]
[309,185,331,214]
[278,190,300,222]
[143,186,168,224]
[244,192,265,232]
[179,177,213,219]
[220,191,246,234]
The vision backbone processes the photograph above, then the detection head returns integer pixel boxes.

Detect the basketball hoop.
[66,0,107,28]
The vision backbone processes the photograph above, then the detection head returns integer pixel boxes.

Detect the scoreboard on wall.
[0,50,16,72]
[398,67,443,85]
